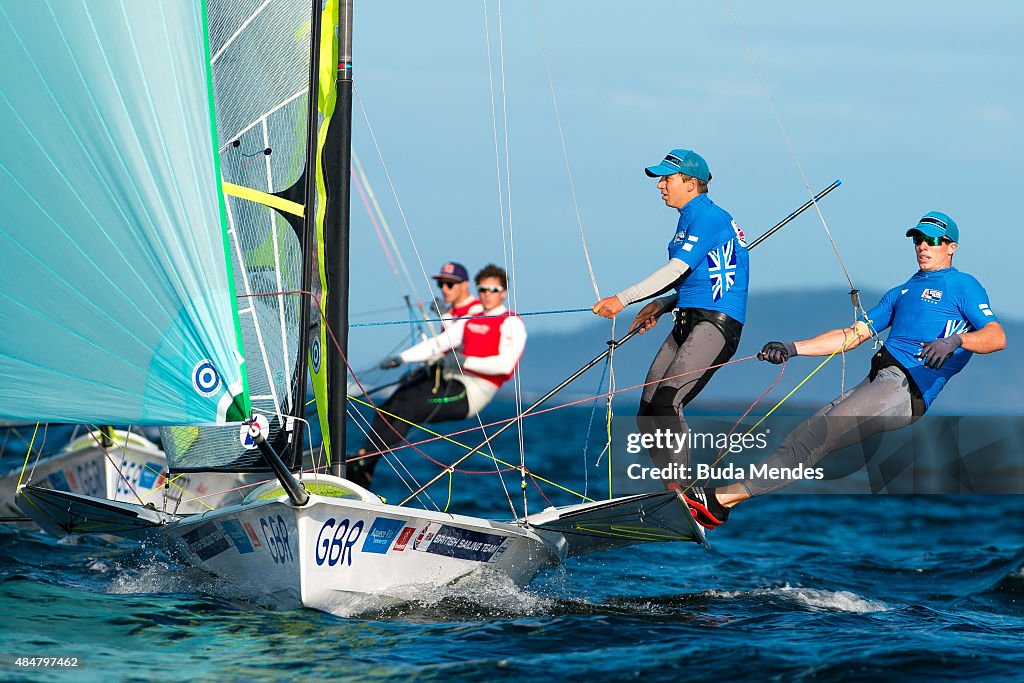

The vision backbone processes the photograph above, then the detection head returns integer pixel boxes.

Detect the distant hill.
[513,289,1023,416]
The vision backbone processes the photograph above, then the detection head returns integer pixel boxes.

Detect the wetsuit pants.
[739,364,922,496]
[358,370,470,478]
[636,310,740,484]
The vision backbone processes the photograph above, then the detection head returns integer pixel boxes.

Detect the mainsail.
[0,0,248,426]
[163,0,343,471]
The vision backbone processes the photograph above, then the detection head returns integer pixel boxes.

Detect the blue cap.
[644,149,712,182]
[906,211,959,243]
[432,261,469,282]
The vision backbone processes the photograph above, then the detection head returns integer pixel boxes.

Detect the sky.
[343,1,1023,364]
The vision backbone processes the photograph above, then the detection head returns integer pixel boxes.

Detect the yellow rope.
[348,394,594,502]
[15,422,41,489]
[135,469,215,511]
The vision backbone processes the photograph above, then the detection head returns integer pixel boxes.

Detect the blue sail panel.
[0,0,249,425]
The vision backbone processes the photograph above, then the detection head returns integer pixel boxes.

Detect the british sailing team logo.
[707,240,737,302]
[192,359,221,396]
[731,220,747,247]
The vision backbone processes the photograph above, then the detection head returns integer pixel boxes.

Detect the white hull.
[1,429,265,519]
[164,474,561,616]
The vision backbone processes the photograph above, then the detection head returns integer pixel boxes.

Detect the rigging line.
[581,354,611,500]
[347,404,442,511]
[347,391,517,511]
[350,158,398,274]
[210,0,271,63]
[349,307,591,327]
[529,0,601,300]
[353,88,451,335]
[27,423,49,482]
[348,394,594,502]
[720,0,862,306]
[85,426,146,508]
[482,0,510,269]
[311,290,466,507]
[14,422,40,490]
[605,319,617,497]
[351,149,433,330]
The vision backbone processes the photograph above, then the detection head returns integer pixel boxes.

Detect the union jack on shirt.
[706,239,737,302]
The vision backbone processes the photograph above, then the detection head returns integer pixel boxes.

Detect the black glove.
[378,356,403,370]
[920,335,962,369]
[758,341,797,364]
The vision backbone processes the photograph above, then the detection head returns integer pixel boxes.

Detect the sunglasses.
[437,280,462,289]
[911,234,951,247]
[477,286,505,294]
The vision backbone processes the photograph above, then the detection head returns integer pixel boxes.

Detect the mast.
[326,0,354,476]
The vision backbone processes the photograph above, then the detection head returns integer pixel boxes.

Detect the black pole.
[399,180,843,504]
[327,0,354,476]
[748,180,840,250]
[253,426,309,506]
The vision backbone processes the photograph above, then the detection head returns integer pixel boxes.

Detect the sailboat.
[3,0,704,616]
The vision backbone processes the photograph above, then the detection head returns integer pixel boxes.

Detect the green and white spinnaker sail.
[0,0,249,425]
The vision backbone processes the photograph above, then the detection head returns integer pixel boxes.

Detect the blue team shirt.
[666,194,750,323]
[863,267,998,408]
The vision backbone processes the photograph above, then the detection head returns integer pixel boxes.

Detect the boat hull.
[163,475,561,615]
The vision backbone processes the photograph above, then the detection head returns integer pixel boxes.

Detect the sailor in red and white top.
[432,261,483,329]
[349,264,527,489]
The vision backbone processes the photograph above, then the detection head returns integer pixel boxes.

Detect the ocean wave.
[707,584,888,613]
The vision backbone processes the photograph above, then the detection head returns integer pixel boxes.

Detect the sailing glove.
[379,356,403,370]
[920,335,962,369]
[758,341,797,364]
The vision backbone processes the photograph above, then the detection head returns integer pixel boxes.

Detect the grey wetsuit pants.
[636,320,734,482]
[740,365,921,496]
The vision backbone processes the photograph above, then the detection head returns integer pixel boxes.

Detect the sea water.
[1,403,1022,681]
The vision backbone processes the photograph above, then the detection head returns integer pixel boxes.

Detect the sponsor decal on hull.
[220,518,254,554]
[416,525,507,562]
[361,517,405,554]
[392,527,416,552]
[182,521,231,561]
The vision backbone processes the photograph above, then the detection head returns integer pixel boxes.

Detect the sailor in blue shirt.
[680,211,1007,530]
[593,149,750,490]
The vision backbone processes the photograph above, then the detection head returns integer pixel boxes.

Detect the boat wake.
[103,548,279,610]
[376,568,557,621]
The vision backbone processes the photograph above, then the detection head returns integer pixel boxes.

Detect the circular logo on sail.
[239,414,270,449]
[192,360,221,396]
[311,337,321,374]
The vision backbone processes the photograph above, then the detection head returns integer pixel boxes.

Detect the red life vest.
[450,298,482,320]
[461,311,519,387]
